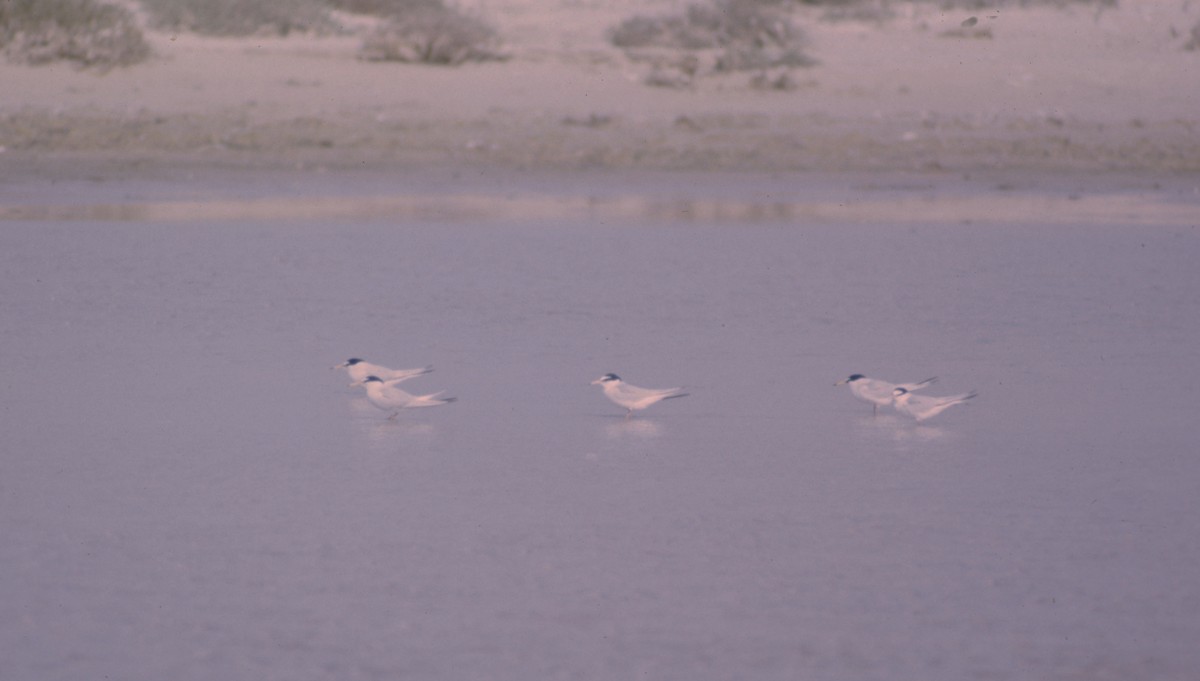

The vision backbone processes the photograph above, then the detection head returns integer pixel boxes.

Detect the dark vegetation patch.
[0,0,149,68]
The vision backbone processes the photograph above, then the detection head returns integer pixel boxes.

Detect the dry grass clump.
[140,0,334,36]
[0,0,149,68]
[802,0,896,23]
[328,0,444,15]
[801,0,1114,6]
[612,0,804,56]
[932,0,1115,7]
[1184,20,1200,51]
[611,0,815,81]
[359,4,503,65]
[805,0,1116,22]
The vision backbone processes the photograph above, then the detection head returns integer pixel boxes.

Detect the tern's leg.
[625,409,633,420]
[873,404,878,416]
[387,411,399,421]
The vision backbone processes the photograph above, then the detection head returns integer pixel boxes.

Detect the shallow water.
[2,178,1199,680]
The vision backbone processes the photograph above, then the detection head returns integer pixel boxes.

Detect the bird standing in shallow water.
[591,373,688,419]
[361,375,455,420]
[335,358,432,387]
[891,386,976,422]
[835,374,937,415]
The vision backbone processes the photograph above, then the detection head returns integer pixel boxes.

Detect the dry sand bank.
[2,1,1199,177]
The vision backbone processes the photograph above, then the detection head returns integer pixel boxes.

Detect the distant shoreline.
[3,153,1196,228]
[3,108,1199,175]
[4,2,1199,176]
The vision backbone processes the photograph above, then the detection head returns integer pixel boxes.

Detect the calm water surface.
[2,177,1199,681]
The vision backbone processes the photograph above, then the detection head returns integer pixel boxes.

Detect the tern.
[335,358,432,387]
[360,376,456,419]
[835,374,937,415]
[891,387,976,422]
[591,373,688,418]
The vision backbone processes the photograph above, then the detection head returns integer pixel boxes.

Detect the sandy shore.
[2,1,1199,179]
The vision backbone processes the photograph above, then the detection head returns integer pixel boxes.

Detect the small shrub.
[609,16,663,49]
[806,0,896,23]
[140,0,333,36]
[931,0,1116,7]
[360,6,502,65]
[1185,20,1200,51]
[800,0,1115,7]
[0,0,149,68]
[328,0,444,16]
[611,0,815,74]
[804,0,1115,23]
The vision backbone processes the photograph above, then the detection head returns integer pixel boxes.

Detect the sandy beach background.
[3,0,1199,179]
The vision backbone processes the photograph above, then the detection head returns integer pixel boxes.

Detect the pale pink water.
[2,168,1199,681]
